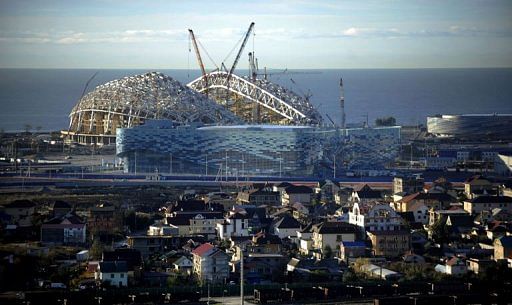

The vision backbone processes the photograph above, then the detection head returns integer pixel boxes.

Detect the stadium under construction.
[61,22,401,177]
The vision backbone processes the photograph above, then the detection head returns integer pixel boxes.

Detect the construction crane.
[188,29,208,97]
[227,22,255,84]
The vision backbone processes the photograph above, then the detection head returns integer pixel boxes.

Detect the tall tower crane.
[188,29,208,97]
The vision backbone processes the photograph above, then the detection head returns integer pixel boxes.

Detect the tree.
[430,217,449,245]
[323,244,333,258]
[90,238,105,259]
[375,116,396,126]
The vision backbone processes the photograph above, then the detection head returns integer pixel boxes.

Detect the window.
[120,274,124,278]
[110,274,114,279]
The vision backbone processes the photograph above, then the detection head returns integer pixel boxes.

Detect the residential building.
[429,209,469,226]
[88,205,120,236]
[349,203,404,234]
[394,192,455,214]
[281,185,313,206]
[216,212,250,240]
[464,175,495,199]
[435,257,467,276]
[494,235,512,260]
[361,264,401,280]
[367,229,411,258]
[237,188,280,206]
[315,180,340,203]
[466,258,495,275]
[339,241,366,262]
[350,184,383,204]
[95,261,128,287]
[40,212,86,245]
[393,176,424,195]
[463,196,512,215]
[172,256,193,274]
[191,243,229,284]
[312,222,358,257]
[273,215,301,239]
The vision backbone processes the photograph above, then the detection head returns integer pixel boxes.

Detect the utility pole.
[240,246,244,305]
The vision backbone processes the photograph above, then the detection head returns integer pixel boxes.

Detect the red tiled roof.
[191,243,214,257]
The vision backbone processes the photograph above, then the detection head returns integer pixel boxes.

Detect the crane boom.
[227,22,254,83]
[188,29,208,97]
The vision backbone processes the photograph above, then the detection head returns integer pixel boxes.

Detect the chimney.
[340,78,346,129]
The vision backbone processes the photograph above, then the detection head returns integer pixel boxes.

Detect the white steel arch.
[187,71,323,125]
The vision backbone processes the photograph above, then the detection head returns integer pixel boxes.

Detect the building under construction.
[61,23,400,176]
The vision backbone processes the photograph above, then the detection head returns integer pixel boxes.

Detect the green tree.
[323,244,333,258]
[430,217,449,245]
[90,238,105,259]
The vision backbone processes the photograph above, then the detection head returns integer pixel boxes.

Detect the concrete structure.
[495,152,512,176]
[427,114,512,141]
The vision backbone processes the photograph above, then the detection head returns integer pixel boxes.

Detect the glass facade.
[116,120,401,177]
[427,114,512,140]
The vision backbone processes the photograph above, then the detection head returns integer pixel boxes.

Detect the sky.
[0,0,511,69]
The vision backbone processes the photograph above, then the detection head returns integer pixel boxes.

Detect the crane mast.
[188,29,208,96]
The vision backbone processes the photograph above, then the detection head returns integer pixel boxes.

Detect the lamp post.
[128,294,136,303]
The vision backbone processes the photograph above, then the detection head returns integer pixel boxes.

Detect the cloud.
[1,25,511,45]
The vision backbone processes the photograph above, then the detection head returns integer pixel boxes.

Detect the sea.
[0,68,511,132]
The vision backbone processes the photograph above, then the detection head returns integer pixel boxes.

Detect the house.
[349,203,404,234]
[88,205,120,236]
[248,231,283,255]
[350,184,383,204]
[273,215,301,239]
[281,185,313,206]
[95,261,128,287]
[445,214,474,238]
[291,202,310,222]
[102,248,143,274]
[311,222,358,258]
[232,252,286,284]
[361,264,402,280]
[148,223,179,236]
[466,258,495,274]
[494,235,512,260]
[237,188,280,206]
[367,229,411,258]
[216,212,250,240]
[287,258,343,281]
[166,211,223,238]
[191,243,229,284]
[3,200,36,227]
[127,235,198,258]
[435,257,467,276]
[464,175,495,199]
[172,256,193,274]
[463,196,512,215]
[339,241,366,262]
[394,192,455,216]
[428,208,469,227]
[40,212,86,245]
[315,180,340,203]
